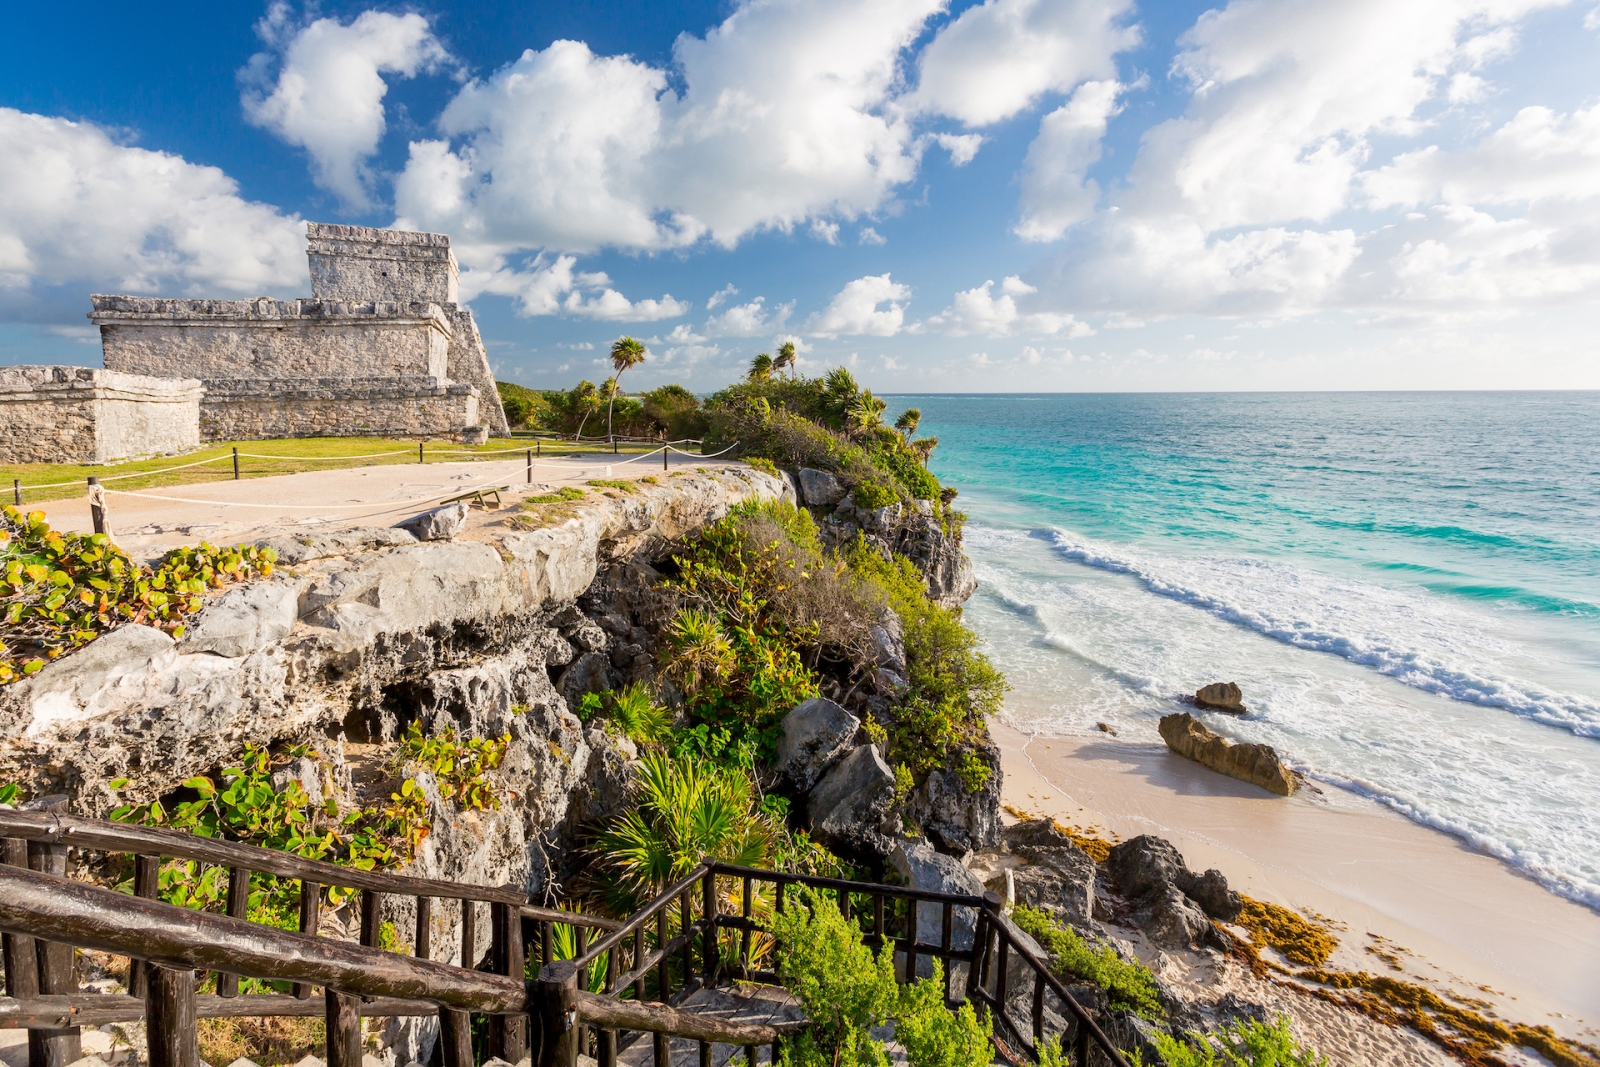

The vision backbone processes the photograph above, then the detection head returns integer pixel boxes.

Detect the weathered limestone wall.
[307,223,459,305]
[0,365,202,463]
[93,297,453,381]
[199,377,480,441]
[444,308,509,436]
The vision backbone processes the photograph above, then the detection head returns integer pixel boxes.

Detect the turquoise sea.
[898,392,1600,911]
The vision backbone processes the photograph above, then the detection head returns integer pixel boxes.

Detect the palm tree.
[607,336,648,441]
[773,341,796,378]
[912,436,939,462]
[894,408,921,437]
[749,352,774,380]
[847,389,888,437]
[571,380,601,439]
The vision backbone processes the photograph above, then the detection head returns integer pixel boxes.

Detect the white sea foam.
[962,521,1600,912]
[1034,527,1600,739]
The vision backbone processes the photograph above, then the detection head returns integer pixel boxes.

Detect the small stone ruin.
[1,224,509,464]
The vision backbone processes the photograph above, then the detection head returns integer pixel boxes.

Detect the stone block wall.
[307,223,459,304]
[92,297,453,381]
[0,365,202,463]
[199,377,479,442]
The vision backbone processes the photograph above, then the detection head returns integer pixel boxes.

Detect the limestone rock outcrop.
[776,697,860,793]
[806,744,897,857]
[890,836,986,979]
[395,502,469,541]
[0,468,785,815]
[905,741,1001,854]
[1159,712,1300,796]
[796,468,846,507]
[817,498,976,608]
[1194,681,1246,714]
[1107,835,1240,949]
[1002,819,1097,928]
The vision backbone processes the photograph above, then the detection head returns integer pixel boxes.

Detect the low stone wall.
[199,376,479,441]
[91,296,453,381]
[0,365,202,463]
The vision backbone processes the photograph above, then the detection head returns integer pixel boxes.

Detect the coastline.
[991,718,1600,1035]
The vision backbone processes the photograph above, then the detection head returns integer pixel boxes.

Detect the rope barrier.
[233,449,415,460]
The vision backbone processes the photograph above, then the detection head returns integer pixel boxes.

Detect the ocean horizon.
[904,390,1600,912]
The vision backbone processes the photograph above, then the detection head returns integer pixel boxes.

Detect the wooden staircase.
[0,810,1130,1067]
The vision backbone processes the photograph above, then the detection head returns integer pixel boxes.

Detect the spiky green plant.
[663,608,735,697]
[596,753,777,896]
[609,682,671,746]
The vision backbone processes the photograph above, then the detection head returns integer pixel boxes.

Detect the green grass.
[1,436,660,505]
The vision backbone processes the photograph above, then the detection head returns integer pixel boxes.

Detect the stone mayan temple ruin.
[0,224,508,464]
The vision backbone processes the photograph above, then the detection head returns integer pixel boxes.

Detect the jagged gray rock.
[807,744,896,857]
[1003,821,1096,927]
[868,609,906,673]
[906,743,1001,854]
[1107,835,1240,948]
[776,697,860,793]
[890,837,984,979]
[394,502,469,541]
[176,581,300,658]
[796,468,846,507]
[269,755,323,805]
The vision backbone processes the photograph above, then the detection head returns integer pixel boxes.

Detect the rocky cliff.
[0,468,787,895]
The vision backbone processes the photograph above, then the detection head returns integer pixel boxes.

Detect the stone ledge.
[201,377,479,401]
[0,365,203,403]
[306,222,452,252]
[89,296,454,331]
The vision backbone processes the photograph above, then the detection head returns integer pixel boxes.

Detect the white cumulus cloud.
[911,0,1138,126]
[459,255,688,321]
[920,276,1095,336]
[395,0,942,260]
[0,108,305,322]
[241,4,451,210]
[805,274,911,337]
[1016,79,1128,241]
[705,296,794,337]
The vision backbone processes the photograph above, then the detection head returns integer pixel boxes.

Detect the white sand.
[993,719,1600,1041]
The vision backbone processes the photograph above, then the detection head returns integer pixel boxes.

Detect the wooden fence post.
[325,989,362,1067]
[293,880,320,1000]
[439,1007,473,1067]
[145,966,197,1067]
[86,477,108,537]
[28,841,80,1067]
[216,866,251,997]
[491,899,527,1062]
[701,865,717,987]
[534,959,580,1067]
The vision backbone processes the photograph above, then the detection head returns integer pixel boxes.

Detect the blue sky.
[2,0,1597,393]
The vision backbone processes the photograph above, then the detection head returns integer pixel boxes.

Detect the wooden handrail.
[0,864,525,1014]
[574,864,710,966]
[0,810,526,904]
[572,990,805,1045]
[521,904,623,932]
[708,861,988,907]
[987,907,1134,1067]
[0,994,439,1027]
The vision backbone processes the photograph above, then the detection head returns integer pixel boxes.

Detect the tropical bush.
[771,888,992,1067]
[1,506,276,684]
[1011,904,1164,1019]
[844,541,1006,782]
[497,380,706,439]
[1129,1016,1327,1067]
[701,368,945,506]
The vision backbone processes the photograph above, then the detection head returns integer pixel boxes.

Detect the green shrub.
[1011,904,1164,1019]
[2,506,276,684]
[587,478,637,494]
[1130,1016,1326,1067]
[844,542,1006,778]
[771,888,992,1067]
[852,481,900,509]
[606,682,671,745]
[955,750,991,794]
[642,384,708,441]
[495,381,545,428]
[525,486,586,504]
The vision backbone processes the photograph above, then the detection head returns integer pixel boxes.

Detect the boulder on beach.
[1159,712,1301,797]
[1195,681,1247,713]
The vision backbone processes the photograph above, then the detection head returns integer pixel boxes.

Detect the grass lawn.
[2,436,664,505]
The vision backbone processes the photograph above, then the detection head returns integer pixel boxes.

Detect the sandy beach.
[992,719,1600,1038]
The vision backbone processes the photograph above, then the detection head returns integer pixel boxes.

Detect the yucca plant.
[662,608,734,697]
[608,682,671,746]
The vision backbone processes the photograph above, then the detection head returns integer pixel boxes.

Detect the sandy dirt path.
[27,449,704,557]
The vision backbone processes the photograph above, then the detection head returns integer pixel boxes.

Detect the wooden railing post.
[598,942,618,1067]
[28,841,81,1067]
[293,880,320,1000]
[965,893,998,1004]
[128,854,160,998]
[325,989,361,1067]
[700,865,717,987]
[534,960,580,1067]
[491,899,528,1062]
[216,866,251,997]
[439,1007,473,1067]
[2,839,40,1001]
[146,966,197,1067]
[415,896,432,961]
